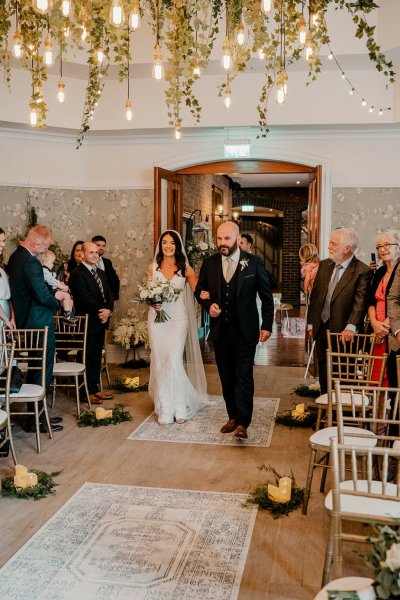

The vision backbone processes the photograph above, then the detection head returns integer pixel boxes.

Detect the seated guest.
[68,242,114,405]
[239,233,253,253]
[39,250,77,324]
[92,235,120,301]
[57,240,84,283]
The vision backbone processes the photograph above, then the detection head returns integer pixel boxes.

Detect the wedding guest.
[39,250,77,324]
[92,235,120,301]
[57,240,84,283]
[68,242,114,405]
[0,228,15,330]
[299,243,320,295]
[239,234,253,253]
[382,232,400,387]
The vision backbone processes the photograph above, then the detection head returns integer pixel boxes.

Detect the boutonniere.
[239,258,249,271]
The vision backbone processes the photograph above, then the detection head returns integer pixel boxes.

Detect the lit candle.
[126,377,139,387]
[26,472,38,487]
[14,475,29,489]
[279,477,292,502]
[104,409,113,418]
[95,407,106,420]
[292,403,305,417]
[267,483,283,502]
[15,464,28,476]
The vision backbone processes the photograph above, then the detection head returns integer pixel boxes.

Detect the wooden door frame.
[154,167,183,247]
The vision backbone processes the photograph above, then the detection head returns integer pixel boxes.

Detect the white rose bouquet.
[137,279,182,323]
[185,239,217,266]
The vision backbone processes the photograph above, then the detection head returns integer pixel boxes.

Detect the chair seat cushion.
[315,392,369,406]
[10,383,45,399]
[325,479,400,517]
[310,426,377,449]
[0,409,7,426]
[53,362,85,376]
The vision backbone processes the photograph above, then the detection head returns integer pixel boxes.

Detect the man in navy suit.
[8,225,63,432]
[68,242,114,404]
[195,221,274,439]
[92,235,120,301]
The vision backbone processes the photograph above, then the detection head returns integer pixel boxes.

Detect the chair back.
[327,331,376,355]
[0,341,16,398]
[395,355,400,388]
[325,351,387,427]
[53,315,88,360]
[2,328,48,389]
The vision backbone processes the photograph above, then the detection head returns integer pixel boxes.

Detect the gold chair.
[52,315,91,416]
[322,437,400,587]
[302,351,387,514]
[100,330,111,391]
[3,327,51,454]
[326,331,376,355]
[0,341,17,464]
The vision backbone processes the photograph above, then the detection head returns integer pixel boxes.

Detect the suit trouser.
[85,326,106,394]
[26,327,56,427]
[213,324,257,428]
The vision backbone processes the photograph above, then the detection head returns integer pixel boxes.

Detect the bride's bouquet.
[137,279,182,323]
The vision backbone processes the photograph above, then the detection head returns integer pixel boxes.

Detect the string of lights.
[327,44,392,117]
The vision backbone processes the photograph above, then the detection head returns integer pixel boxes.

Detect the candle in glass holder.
[14,474,29,489]
[15,464,28,476]
[95,407,106,420]
[26,472,38,487]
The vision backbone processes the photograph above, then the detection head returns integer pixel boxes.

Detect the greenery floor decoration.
[275,407,318,428]
[76,404,133,427]
[245,466,305,519]
[113,378,149,393]
[293,384,321,398]
[119,359,150,369]
[1,470,60,500]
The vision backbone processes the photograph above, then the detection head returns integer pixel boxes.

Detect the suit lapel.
[331,257,356,302]
[236,250,247,298]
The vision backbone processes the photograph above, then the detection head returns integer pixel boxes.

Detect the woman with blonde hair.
[299,242,320,295]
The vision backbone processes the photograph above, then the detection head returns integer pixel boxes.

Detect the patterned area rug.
[0,483,258,600]
[128,395,280,447]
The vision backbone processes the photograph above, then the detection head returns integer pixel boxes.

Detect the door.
[154,167,183,247]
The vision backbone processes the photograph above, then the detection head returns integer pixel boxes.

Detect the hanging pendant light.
[221,37,231,71]
[261,0,273,14]
[236,21,245,46]
[12,30,23,59]
[29,99,38,126]
[96,48,105,64]
[109,0,125,27]
[174,121,181,140]
[125,98,133,120]
[193,57,201,77]
[32,0,52,15]
[129,0,141,30]
[275,72,286,105]
[57,54,65,103]
[304,31,313,61]
[44,33,55,67]
[152,42,164,80]
[61,0,71,17]
[297,14,306,45]
[224,85,231,108]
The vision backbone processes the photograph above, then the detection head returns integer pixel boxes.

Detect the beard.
[218,239,238,256]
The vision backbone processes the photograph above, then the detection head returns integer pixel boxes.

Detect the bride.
[146,230,208,425]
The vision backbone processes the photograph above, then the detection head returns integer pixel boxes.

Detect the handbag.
[0,364,25,394]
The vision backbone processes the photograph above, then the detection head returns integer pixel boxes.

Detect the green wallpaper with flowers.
[0,186,153,324]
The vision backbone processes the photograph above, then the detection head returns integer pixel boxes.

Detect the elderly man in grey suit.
[308,227,372,394]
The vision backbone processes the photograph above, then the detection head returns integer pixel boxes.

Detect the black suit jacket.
[68,264,114,331]
[195,251,274,343]
[101,257,120,301]
[7,244,61,328]
[308,256,372,337]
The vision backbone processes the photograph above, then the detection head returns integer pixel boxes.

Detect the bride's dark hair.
[156,230,186,277]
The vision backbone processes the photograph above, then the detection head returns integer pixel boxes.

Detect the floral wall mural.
[0,186,153,325]
[332,187,400,263]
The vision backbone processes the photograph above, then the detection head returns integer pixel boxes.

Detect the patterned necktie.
[321,264,343,323]
[225,257,234,283]
[91,267,106,302]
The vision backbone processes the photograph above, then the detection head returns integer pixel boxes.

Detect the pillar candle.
[267,483,283,502]
[104,409,113,418]
[292,403,305,417]
[15,464,28,476]
[95,407,106,420]
[279,477,292,502]
[26,472,38,487]
[14,475,29,489]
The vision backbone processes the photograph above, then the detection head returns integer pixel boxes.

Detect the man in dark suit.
[92,235,120,301]
[308,227,372,394]
[68,241,114,404]
[195,221,274,439]
[8,225,63,432]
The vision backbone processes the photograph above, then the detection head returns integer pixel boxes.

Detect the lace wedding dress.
[148,264,208,424]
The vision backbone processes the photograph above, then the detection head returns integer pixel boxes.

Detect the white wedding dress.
[148,264,208,424]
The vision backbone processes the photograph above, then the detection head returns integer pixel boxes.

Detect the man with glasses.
[308,227,372,394]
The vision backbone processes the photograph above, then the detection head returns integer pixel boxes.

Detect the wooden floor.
[0,357,371,599]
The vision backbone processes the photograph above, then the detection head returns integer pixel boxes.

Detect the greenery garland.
[76,403,133,427]
[275,407,318,428]
[1,470,60,500]
[293,384,321,398]
[245,465,305,518]
[113,378,149,393]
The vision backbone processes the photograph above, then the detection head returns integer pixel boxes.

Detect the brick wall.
[182,174,232,235]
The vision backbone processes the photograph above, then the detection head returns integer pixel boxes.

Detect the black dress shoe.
[26,423,63,433]
[50,417,63,424]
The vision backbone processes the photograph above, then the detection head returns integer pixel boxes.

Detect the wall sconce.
[212,204,230,220]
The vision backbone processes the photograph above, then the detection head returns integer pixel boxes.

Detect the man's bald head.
[216,221,241,256]
[24,225,53,256]
[82,242,99,266]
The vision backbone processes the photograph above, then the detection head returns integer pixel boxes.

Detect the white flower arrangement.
[137,279,182,323]
[240,258,249,271]
[113,308,149,350]
[185,239,217,266]
[367,525,400,599]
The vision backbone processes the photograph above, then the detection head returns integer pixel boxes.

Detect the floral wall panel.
[0,186,153,323]
[332,187,400,263]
